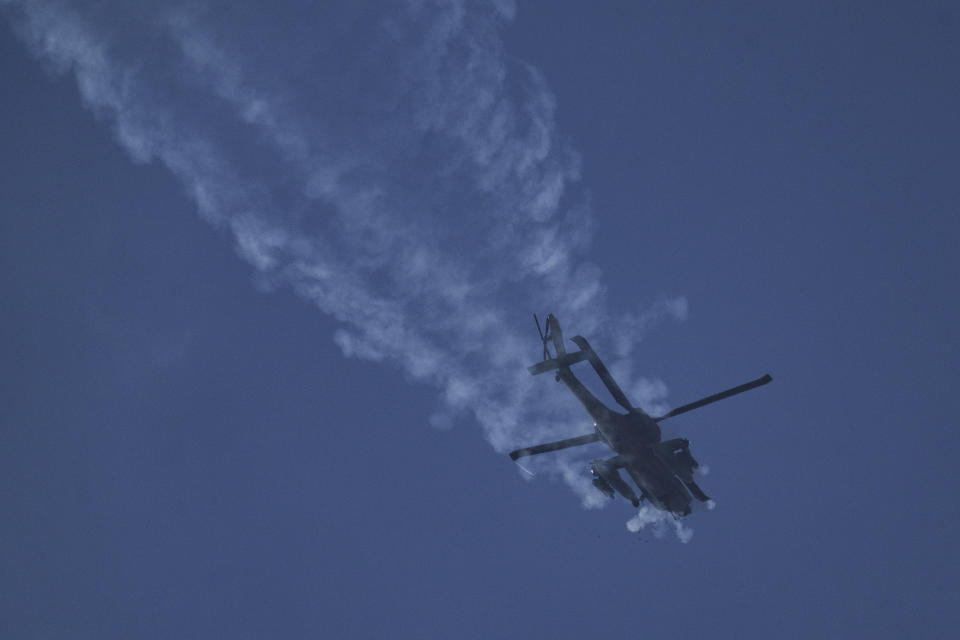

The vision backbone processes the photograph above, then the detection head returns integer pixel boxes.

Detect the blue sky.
[2,1,958,638]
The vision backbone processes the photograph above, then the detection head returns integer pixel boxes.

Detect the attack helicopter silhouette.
[509,314,771,517]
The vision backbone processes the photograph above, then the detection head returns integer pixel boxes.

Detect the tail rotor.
[533,313,551,361]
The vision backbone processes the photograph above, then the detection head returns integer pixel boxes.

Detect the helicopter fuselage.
[511,313,770,517]
[556,366,697,515]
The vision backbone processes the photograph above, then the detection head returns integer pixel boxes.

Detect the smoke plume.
[3,0,687,516]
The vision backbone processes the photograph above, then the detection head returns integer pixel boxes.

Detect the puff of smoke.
[626,505,695,543]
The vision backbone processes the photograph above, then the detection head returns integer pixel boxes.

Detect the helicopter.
[509,314,771,517]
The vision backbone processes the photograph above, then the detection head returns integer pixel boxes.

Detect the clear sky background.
[1,1,958,638]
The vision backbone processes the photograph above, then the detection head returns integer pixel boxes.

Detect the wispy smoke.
[3,1,687,512]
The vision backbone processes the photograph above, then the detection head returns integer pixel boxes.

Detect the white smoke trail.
[2,0,687,507]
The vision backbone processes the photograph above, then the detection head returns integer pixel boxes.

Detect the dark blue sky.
[2,2,958,638]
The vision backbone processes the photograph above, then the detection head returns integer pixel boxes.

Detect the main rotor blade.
[570,336,634,411]
[508,432,600,461]
[654,374,772,422]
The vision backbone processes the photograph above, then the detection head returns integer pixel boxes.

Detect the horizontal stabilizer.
[527,350,590,375]
[655,374,773,422]
[509,432,600,460]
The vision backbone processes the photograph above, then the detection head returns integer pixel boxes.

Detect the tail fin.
[546,314,567,356]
